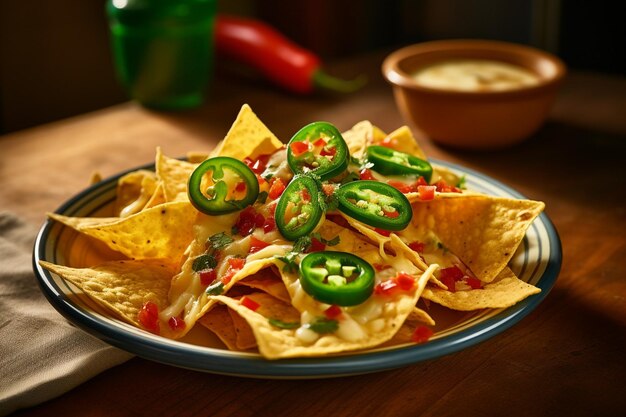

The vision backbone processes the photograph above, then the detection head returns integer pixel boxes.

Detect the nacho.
[39,104,546,359]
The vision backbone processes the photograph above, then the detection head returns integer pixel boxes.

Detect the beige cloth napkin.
[0,212,132,416]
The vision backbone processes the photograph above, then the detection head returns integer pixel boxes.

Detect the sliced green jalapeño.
[275,175,324,241]
[336,180,411,231]
[366,145,433,182]
[287,121,349,180]
[299,251,375,306]
[188,157,259,215]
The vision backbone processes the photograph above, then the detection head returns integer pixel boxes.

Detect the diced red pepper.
[387,180,412,194]
[168,316,186,332]
[374,280,398,296]
[312,137,327,148]
[235,181,247,192]
[324,304,342,319]
[440,266,465,281]
[249,236,270,254]
[410,176,428,192]
[383,209,400,218]
[411,325,434,343]
[435,180,461,193]
[241,296,260,311]
[417,185,436,201]
[137,301,160,334]
[374,228,391,237]
[268,178,286,200]
[199,268,217,286]
[290,141,310,157]
[243,154,270,175]
[359,168,375,180]
[408,241,425,253]
[255,213,266,228]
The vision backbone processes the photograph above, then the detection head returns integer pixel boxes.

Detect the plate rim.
[32,158,562,378]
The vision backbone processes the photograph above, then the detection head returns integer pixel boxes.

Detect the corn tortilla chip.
[198,305,240,350]
[422,267,540,310]
[39,259,173,329]
[115,169,159,217]
[155,148,198,202]
[49,201,198,261]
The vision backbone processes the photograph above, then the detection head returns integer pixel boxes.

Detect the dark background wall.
[0,0,623,133]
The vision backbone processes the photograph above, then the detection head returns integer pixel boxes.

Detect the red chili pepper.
[215,15,365,94]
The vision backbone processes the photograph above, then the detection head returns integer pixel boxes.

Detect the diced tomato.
[322,183,336,196]
[199,268,217,286]
[411,325,434,344]
[383,209,399,218]
[235,181,246,192]
[375,273,416,296]
[301,188,311,202]
[137,301,160,334]
[324,304,342,319]
[244,154,270,175]
[410,176,428,192]
[440,266,465,281]
[374,228,391,237]
[263,216,276,233]
[168,316,186,332]
[255,213,265,228]
[235,206,258,236]
[222,257,246,284]
[241,296,260,311]
[249,236,270,254]
[395,272,415,291]
[306,237,326,253]
[387,180,412,194]
[417,185,436,201]
[327,214,349,228]
[435,180,461,193]
[465,277,483,289]
[408,241,425,253]
[439,275,456,292]
[312,137,327,148]
[290,141,310,157]
[359,168,375,180]
[380,137,397,149]
[268,178,286,200]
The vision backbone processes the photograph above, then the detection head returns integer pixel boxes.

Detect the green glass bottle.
[106,0,216,110]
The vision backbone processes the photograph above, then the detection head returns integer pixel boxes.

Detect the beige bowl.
[382,40,566,149]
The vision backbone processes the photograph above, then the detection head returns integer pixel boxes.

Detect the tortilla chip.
[39,259,173,329]
[143,182,166,209]
[211,264,437,359]
[342,121,374,158]
[115,170,159,217]
[228,308,258,350]
[198,305,240,350]
[237,268,291,303]
[211,104,284,160]
[49,201,198,261]
[382,126,428,160]
[186,151,209,163]
[422,267,540,310]
[402,195,544,282]
[155,148,198,202]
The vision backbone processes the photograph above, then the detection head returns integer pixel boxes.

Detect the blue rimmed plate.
[33,159,561,378]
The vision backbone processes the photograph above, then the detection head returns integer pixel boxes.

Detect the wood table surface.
[2,51,625,417]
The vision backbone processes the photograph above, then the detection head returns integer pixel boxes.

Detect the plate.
[33,159,562,378]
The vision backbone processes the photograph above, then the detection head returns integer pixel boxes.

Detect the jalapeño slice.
[188,157,259,215]
[275,175,324,241]
[299,251,375,306]
[336,180,411,231]
[287,121,349,180]
[366,145,433,182]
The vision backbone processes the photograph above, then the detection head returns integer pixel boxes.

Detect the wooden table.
[2,51,625,417]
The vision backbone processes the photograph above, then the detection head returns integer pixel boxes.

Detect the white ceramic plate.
[33,159,561,378]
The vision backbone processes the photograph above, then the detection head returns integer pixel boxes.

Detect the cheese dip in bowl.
[382,40,566,149]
